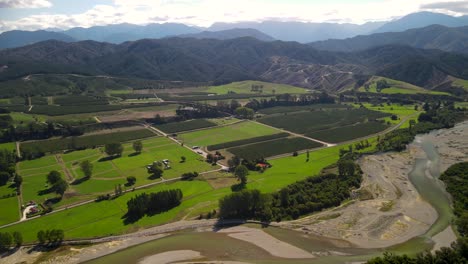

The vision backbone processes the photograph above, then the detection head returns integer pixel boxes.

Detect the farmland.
[258,104,349,115]
[20,128,156,153]
[204,80,311,95]
[155,119,217,133]
[1,140,367,242]
[15,136,215,212]
[306,121,388,143]
[258,108,389,140]
[207,132,289,151]
[178,121,281,147]
[228,137,323,160]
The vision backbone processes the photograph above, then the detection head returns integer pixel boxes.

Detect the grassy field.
[178,121,281,147]
[205,80,310,95]
[452,78,468,91]
[0,142,16,152]
[356,103,420,128]
[155,119,217,134]
[228,137,323,159]
[20,129,156,153]
[358,76,449,95]
[16,136,215,210]
[0,196,19,226]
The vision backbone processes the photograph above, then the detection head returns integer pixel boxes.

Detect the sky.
[0,0,467,32]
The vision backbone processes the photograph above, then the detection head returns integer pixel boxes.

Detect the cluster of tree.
[206,151,225,164]
[181,172,199,180]
[235,107,255,119]
[0,231,22,252]
[250,84,264,92]
[126,189,183,221]
[219,157,361,222]
[377,102,465,152]
[0,115,13,129]
[105,143,124,157]
[114,184,124,197]
[175,104,225,120]
[354,140,371,151]
[126,176,136,186]
[375,79,390,92]
[440,162,468,236]
[1,122,84,144]
[0,150,17,191]
[45,171,68,197]
[37,229,65,245]
[147,162,164,179]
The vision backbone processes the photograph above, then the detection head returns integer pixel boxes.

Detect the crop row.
[54,96,110,106]
[258,104,350,115]
[20,129,155,153]
[228,137,322,160]
[206,132,290,151]
[306,121,389,143]
[258,108,389,135]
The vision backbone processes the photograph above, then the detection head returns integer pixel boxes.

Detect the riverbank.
[289,121,468,249]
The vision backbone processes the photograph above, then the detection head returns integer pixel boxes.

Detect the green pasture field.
[155,119,216,134]
[228,137,323,160]
[0,142,16,152]
[178,121,281,147]
[306,122,389,143]
[356,103,421,128]
[15,136,215,210]
[258,108,389,135]
[20,129,155,153]
[1,135,379,241]
[258,104,350,115]
[358,76,449,95]
[0,196,19,226]
[205,80,310,95]
[452,78,468,91]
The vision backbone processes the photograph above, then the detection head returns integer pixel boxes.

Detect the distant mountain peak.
[175,28,275,41]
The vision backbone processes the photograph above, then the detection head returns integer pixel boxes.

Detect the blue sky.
[0,0,466,32]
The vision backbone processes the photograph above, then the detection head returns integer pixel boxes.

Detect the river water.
[85,125,462,264]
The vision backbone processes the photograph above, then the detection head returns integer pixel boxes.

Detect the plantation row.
[258,104,349,115]
[206,132,289,151]
[228,137,323,160]
[258,108,389,135]
[307,121,389,143]
[53,95,110,106]
[156,119,217,133]
[20,129,155,154]
[1,104,157,116]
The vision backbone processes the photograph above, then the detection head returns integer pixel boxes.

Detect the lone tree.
[105,143,123,157]
[133,140,143,153]
[234,165,249,185]
[80,160,93,179]
[53,178,68,197]
[37,230,46,244]
[235,107,254,120]
[180,156,186,163]
[47,170,62,185]
[126,176,136,186]
[0,232,12,252]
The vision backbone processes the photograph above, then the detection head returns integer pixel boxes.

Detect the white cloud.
[0,0,52,8]
[0,0,465,32]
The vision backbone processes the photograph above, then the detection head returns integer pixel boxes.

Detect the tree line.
[125,189,183,222]
[219,156,362,222]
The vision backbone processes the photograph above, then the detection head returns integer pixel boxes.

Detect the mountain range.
[309,25,468,54]
[1,37,467,93]
[1,11,468,49]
